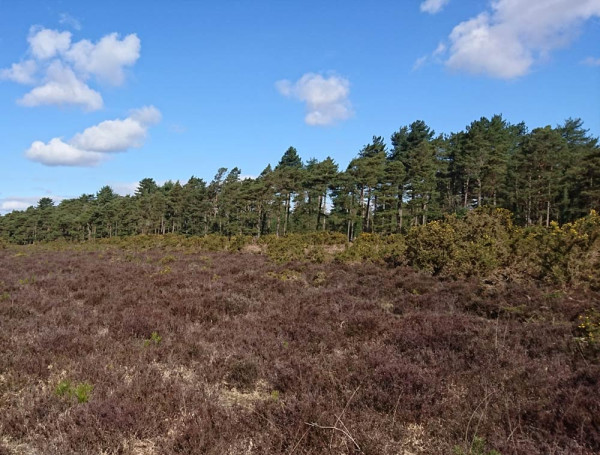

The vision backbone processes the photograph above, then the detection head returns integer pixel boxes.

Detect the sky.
[1,0,599,213]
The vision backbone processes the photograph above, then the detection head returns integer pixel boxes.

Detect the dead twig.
[330,385,361,448]
[305,421,362,453]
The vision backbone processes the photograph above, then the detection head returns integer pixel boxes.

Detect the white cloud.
[27,27,72,59]
[71,106,161,153]
[0,198,37,212]
[110,182,139,196]
[0,60,37,84]
[129,105,162,126]
[25,106,161,167]
[276,73,353,126]
[25,138,105,167]
[0,195,64,214]
[18,61,103,111]
[582,56,600,66]
[65,33,140,85]
[59,13,81,31]
[437,0,600,79]
[420,0,450,14]
[70,119,147,153]
[1,27,141,109]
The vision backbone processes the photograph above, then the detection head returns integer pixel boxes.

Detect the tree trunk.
[283,192,291,236]
[322,192,327,231]
[365,187,372,232]
[316,194,322,230]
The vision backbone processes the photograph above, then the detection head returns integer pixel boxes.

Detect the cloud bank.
[430,0,600,79]
[1,26,141,110]
[25,106,161,167]
[276,73,353,126]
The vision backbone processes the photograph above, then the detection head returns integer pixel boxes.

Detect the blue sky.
[1,0,599,212]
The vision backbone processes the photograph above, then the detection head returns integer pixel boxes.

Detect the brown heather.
[0,246,599,454]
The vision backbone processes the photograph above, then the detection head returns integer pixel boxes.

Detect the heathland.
[0,212,599,454]
[1,116,599,454]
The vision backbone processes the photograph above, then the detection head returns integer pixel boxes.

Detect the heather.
[1,243,599,454]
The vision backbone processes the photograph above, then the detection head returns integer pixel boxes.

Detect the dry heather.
[0,247,598,454]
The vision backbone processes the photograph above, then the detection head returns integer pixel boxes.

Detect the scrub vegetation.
[0,238,599,454]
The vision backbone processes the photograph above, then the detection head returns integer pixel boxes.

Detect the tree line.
[1,115,598,244]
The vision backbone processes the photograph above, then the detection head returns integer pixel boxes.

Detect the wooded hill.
[1,116,598,244]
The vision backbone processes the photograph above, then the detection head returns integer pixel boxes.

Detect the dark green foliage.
[0,117,597,245]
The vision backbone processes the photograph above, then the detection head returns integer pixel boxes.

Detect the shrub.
[229,235,252,252]
[577,309,600,344]
[226,357,259,391]
[406,208,514,278]
[337,233,406,265]
[260,234,313,263]
[406,218,458,275]
[159,254,176,264]
[514,210,600,287]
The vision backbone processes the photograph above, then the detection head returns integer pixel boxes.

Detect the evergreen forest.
[1,115,598,244]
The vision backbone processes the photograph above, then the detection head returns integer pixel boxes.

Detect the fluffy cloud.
[25,106,161,166]
[436,0,600,79]
[71,106,161,152]
[420,0,450,14]
[18,61,103,111]
[1,26,141,110]
[26,138,105,167]
[0,60,37,84]
[0,197,38,212]
[27,27,72,59]
[0,195,64,214]
[65,33,140,85]
[276,73,353,126]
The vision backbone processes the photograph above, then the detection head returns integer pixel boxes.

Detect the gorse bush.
[260,232,345,263]
[336,232,406,265]
[514,210,600,288]
[577,309,600,344]
[10,208,600,288]
[405,208,513,278]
